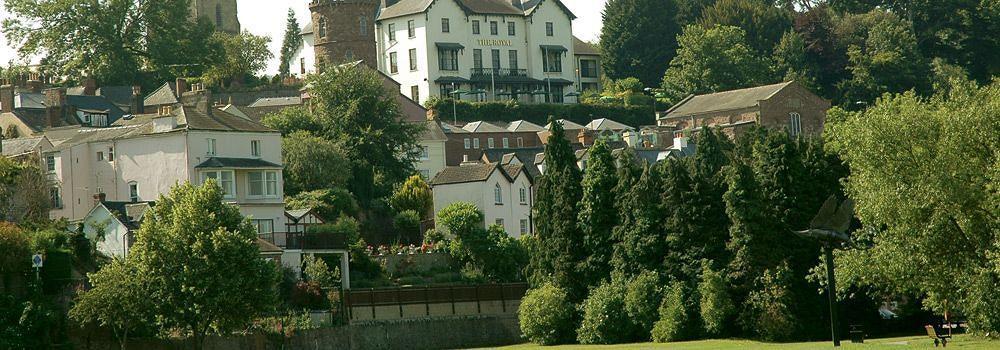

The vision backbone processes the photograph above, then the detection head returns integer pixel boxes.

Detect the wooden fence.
[343,283,529,321]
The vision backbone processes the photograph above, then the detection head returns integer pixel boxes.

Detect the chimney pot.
[175,78,188,97]
[131,86,144,114]
[82,78,97,96]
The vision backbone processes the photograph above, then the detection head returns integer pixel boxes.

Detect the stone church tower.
[190,0,241,33]
[310,0,380,67]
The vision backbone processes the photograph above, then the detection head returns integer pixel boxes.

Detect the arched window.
[494,183,503,205]
[359,16,368,35]
[789,112,802,137]
[215,4,223,28]
[318,17,328,39]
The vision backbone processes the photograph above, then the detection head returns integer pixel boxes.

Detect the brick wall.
[758,83,830,136]
[312,0,380,67]
[445,132,542,165]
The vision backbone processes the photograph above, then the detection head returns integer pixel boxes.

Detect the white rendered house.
[430,162,533,237]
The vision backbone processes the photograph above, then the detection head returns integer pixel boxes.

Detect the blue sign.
[31,254,43,268]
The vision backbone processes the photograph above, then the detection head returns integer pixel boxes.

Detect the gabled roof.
[143,82,178,107]
[248,96,302,108]
[257,238,283,253]
[431,162,528,186]
[420,120,449,141]
[462,121,508,133]
[53,125,152,150]
[573,36,599,56]
[115,104,276,133]
[92,201,155,230]
[286,208,314,220]
[662,81,795,119]
[1,136,48,157]
[440,122,469,134]
[300,21,313,35]
[379,0,574,20]
[507,120,544,132]
[548,119,585,130]
[12,92,126,126]
[586,118,634,131]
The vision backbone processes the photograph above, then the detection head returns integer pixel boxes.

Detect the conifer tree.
[611,162,666,276]
[577,140,619,289]
[529,118,586,302]
[278,8,303,77]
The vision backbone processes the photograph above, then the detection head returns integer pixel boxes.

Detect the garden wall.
[71,315,522,350]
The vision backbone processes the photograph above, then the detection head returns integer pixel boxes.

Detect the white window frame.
[207,138,217,155]
[128,182,138,202]
[252,219,274,237]
[519,187,527,204]
[251,140,262,157]
[202,170,236,199]
[517,137,524,148]
[419,146,429,160]
[247,170,279,198]
[520,219,528,235]
[45,155,56,173]
[464,138,471,149]
[473,138,480,149]
[502,137,509,148]
[789,112,802,137]
[108,146,114,161]
[50,187,62,208]
[494,183,503,205]
[495,218,504,226]
[487,138,495,149]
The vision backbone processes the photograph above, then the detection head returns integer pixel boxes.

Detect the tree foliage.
[652,283,699,342]
[281,131,351,196]
[612,162,665,276]
[577,279,632,344]
[662,25,774,103]
[202,30,273,87]
[278,8,303,77]
[390,175,434,219]
[519,283,577,345]
[0,157,50,224]
[599,0,683,87]
[699,0,793,54]
[576,140,619,289]
[285,188,358,221]
[70,259,151,350]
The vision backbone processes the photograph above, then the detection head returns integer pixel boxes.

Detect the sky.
[0,0,608,75]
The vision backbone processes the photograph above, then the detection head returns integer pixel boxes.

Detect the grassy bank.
[494,334,993,349]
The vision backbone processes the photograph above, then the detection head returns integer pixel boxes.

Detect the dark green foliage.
[281,131,352,196]
[392,210,421,238]
[661,25,775,104]
[438,203,527,282]
[611,163,665,276]
[676,0,718,26]
[773,30,819,90]
[699,0,794,54]
[424,99,655,129]
[652,283,699,342]
[577,279,632,344]
[624,270,664,341]
[285,188,359,221]
[519,283,577,345]
[389,175,434,219]
[529,118,587,301]
[278,8,303,77]
[0,296,60,349]
[599,0,683,87]
[698,260,734,336]
[743,262,797,341]
[577,140,619,289]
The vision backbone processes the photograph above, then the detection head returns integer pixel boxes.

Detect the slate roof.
[100,201,154,230]
[573,36,599,56]
[41,126,91,146]
[286,208,314,220]
[53,125,152,151]
[114,104,275,133]
[257,238,284,253]
[143,82,178,107]
[507,120,544,132]
[2,136,46,157]
[662,81,794,119]
[379,0,574,20]
[586,118,634,131]
[194,157,282,169]
[68,86,134,109]
[11,93,126,126]
[420,120,449,141]
[462,121,507,133]
[240,105,293,123]
[431,162,526,185]
[248,96,302,108]
[548,119,585,130]
[300,21,313,35]
[440,122,469,134]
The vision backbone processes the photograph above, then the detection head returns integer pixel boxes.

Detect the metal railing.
[259,232,348,250]
[470,68,529,80]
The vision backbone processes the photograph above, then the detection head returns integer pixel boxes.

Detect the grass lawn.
[493,334,995,349]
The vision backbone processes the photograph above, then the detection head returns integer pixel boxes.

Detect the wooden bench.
[925,325,951,347]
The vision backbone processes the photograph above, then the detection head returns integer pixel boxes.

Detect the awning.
[195,157,282,169]
[541,78,575,85]
[435,42,465,50]
[435,76,471,84]
[540,45,568,52]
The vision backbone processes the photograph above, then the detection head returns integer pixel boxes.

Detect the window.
[359,16,368,35]
[550,85,564,103]
[472,20,480,34]
[96,151,104,161]
[86,114,107,127]
[473,138,480,149]
[407,20,415,38]
[508,50,518,70]
[248,171,278,197]
[389,52,398,73]
[49,187,61,208]
[440,84,456,97]
[318,17,328,39]
[502,137,509,148]
[494,183,502,204]
[251,140,261,157]
[345,50,354,61]
[519,187,527,204]
[580,59,598,78]
[441,18,450,33]
[490,21,498,35]
[519,219,528,235]
[495,218,504,226]
[789,112,802,136]
[202,170,235,198]
[464,138,471,149]
[300,58,306,75]
[439,49,459,71]
[473,49,483,69]
[491,49,501,69]
[409,48,418,71]
[252,219,274,237]
[388,23,396,41]
[419,169,430,179]
[411,86,420,102]
[419,146,429,160]
[545,22,554,36]
[487,137,495,148]
[508,22,515,36]
[543,50,562,72]
[108,146,114,161]
[45,155,55,173]
[128,182,138,202]
[582,82,599,92]
[207,138,216,155]
[215,3,223,28]
[516,137,524,148]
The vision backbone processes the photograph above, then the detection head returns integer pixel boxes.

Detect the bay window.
[248,171,278,198]
[202,170,235,198]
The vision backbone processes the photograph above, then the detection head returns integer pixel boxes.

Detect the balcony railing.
[260,232,348,250]
[470,68,529,81]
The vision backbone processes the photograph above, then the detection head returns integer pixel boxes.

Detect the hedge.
[426,98,659,128]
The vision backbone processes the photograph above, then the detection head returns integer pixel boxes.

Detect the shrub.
[519,283,577,345]
[389,175,433,219]
[303,255,339,288]
[393,210,421,237]
[743,262,796,341]
[286,188,358,221]
[577,280,632,344]
[652,283,698,342]
[0,222,30,275]
[624,271,663,341]
[423,228,446,245]
[289,281,328,310]
[698,260,734,336]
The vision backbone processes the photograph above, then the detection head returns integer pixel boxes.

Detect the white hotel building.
[374,0,586,105]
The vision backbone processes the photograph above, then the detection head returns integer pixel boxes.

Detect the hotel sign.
[477,39,512,47]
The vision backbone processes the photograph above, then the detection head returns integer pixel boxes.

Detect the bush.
[519,283,577,345]
[289,281,328,310]
[393,210,421,237]
[577,280,632,344]
[423,228,446,245]
[743,262,796,341]
[698,260,734,336]
[286,188,358,221]
[303,255,339,288]
[652,283,699,342]
[425,98,655,129]
[625,271,663,341]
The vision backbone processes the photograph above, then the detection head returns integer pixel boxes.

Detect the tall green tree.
[600,0,683,87]
[772,30,818,90]
[281,131,351,196]
[128,181,279,350]
[0,157,50,224]
[577,140,619,289]
[662,25,774,103]
[70,259,151,350]
[203,30,274,87]
[390,175,434,219]
[699,0,794,54]
[611,163,665,276]
[278,8,303,77]
[528,118,587,301]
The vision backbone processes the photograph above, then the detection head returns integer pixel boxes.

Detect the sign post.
[31,253,43,285]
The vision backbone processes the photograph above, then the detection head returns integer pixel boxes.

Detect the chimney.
[130,86,144,114]
[26,79,42,93]
[175,78,188,97]
[196,90,213,115]
[577,130,593,147]
[44,88,67,127]
[0,85,13,113]
[92,192,107,205]
[82,78,97,96]
[673,136,689,150]
[152,115,177,133]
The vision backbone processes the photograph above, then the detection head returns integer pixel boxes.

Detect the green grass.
[493,334,995,349]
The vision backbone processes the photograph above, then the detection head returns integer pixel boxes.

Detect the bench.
[925,325,951,347]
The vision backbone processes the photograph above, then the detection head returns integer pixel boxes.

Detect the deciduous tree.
[203,30,273,87]
[699,0,793,54]
[600,0,683,87]
[662,25,774,103]
[281,131,351,196]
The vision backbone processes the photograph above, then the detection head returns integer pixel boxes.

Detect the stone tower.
[190,0,241,34]
[310,0,380,67]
